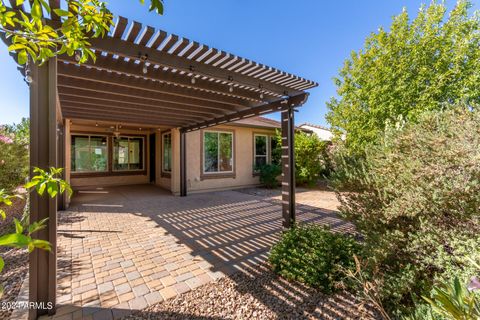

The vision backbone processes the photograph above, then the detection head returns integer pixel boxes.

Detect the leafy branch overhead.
[0,0,164,65]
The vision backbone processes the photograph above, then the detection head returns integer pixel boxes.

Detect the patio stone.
[132,284,149,297]
[50,185,345,319]
[144,291,163,306]
[115,282,132,295]
[128,296,148,310]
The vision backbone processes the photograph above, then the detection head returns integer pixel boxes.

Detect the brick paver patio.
[39,185,347,320]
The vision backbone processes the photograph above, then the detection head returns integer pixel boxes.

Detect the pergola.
[3,6,317,319]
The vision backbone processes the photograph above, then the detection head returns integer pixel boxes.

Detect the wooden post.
[180,130,187,196]
[29,58,58,319]
[281,106,295,228]
[57,122,65,210]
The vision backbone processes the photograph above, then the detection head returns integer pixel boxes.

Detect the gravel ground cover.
[124,262,377,320]
[0,196,28,320]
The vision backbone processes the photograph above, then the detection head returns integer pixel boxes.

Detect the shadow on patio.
[51,184,363,320]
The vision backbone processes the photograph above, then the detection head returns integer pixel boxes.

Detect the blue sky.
[1,0,477,126]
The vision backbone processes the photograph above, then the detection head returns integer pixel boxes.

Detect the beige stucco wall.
[64,122,276,194]
[171,125,276,195]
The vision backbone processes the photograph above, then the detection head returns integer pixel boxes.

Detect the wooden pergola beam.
[58,55,268,103]
[61,103,202,123]
[182,92,308,132]
[57,63,250,108]
[57,77,244,113]
[57,88,225,116]
[63,111,185,127]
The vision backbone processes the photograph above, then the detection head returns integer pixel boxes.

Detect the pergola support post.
[57,122,65,210]
[29,58,58,319]
[281,106,296,228]
[180,129,187,197]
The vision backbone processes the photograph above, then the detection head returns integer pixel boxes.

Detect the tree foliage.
[331,107,480,315]
[326,0,480,153]
[0,119,29,192]
[0,0,164,65]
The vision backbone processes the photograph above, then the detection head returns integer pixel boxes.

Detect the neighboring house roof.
[232,117,312,132]
[299,123,331,131]
[299,123,333,141]
[232,116,282,129]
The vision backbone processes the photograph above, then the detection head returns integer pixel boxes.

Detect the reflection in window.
[270,136,280,165]
[203,131,233,173]
[71,135,108,172]
[113,136,144,171]
[254,135,268,169]
[162,132,172,173]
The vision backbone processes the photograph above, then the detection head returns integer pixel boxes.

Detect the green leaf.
[17,50,27,65]
[0,256,4,273]
[24,180,39,189]
[16,0,25,6]
[14,218,23,234]
[0,233,30,247]
[8,44,27,51]
[53,9,71,17]
[31,0,43,20]
[37,182,46,195]
[0,210,5,220]
[31,239,51,251]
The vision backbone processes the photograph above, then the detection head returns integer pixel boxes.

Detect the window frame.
[252,132,278,175]
[161,131,172,176]
[112,135,146,172]
[201,129,235,179]
[253,134,269,171]
[71,134,109,174]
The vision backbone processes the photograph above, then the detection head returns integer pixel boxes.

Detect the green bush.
[331,107,480,314]
[269,224,361,293]
[273,131,332,186]
[0,119,29,192]
[257,164,281,188]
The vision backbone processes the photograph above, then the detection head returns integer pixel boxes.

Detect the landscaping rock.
[124,263,377,320]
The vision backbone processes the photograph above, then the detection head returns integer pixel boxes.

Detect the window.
[270,136,280,165]
[254,134,268,169]
[253,134,280,172]
[113,136,144,171]
[203,131,233,173]
[71,135,108,172]
[162,132,172,173]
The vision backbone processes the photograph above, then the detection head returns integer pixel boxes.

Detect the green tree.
[274,130,331,186]
[326,0,480,153]
[0,0,164,64]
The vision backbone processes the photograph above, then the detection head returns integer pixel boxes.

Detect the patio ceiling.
[4,10,317,131]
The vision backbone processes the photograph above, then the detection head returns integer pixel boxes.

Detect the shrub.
[273,131,332,186]
[331,107,480,314]
[269,224,361,293]
[0,121,29,192]
[257,164,281,188]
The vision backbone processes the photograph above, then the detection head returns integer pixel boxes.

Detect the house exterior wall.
[299,124,333,141]
[171,125,276,195]
[67,123,150,188]
[64,122,277,194]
